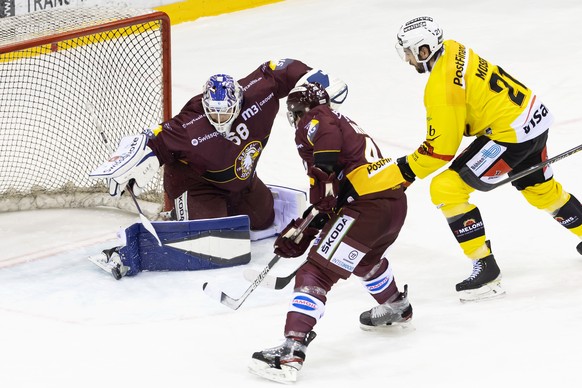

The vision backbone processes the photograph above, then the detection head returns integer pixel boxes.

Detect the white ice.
[2,0,582,387]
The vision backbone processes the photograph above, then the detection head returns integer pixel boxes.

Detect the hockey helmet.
[286,82,330,128]
[395,16,443,65]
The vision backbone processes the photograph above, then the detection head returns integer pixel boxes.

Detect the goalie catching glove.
[89,134,160,197]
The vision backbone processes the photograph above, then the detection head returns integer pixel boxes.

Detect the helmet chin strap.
[422,47,444,73]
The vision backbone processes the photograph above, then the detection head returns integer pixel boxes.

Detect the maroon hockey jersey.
[294,106,406,204]
[148,59,312,198]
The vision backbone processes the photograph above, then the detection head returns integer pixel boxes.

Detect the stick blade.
[202,282,242,310]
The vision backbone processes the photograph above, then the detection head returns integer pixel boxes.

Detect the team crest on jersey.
[235,140,262,180]
[306,119,320,145]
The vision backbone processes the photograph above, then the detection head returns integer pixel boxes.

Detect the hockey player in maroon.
[149,59,346,230]
[89,59,348,278]
[248,83,412,384]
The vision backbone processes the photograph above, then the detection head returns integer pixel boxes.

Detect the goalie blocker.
[89,185,306,278]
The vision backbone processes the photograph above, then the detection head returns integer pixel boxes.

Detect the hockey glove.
[396,156,416,189]
[89,134,160,197]
[274,218,320,258]
[308,166,338,213]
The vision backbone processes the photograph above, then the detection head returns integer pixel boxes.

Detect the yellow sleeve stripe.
[346,161,405,196]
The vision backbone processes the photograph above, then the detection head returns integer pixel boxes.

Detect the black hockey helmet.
[286,82,330,127]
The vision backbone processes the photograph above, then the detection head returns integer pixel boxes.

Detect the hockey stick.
[85,101,162,246]
[243,260,306,290]
[202,209,318,310]
[479,143,582,192]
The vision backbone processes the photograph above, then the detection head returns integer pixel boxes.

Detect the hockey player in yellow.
[394,16,582,301]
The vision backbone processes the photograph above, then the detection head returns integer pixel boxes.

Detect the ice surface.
[2,1,582,387]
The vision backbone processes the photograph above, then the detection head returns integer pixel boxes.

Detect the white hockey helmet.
[395,16,443,64]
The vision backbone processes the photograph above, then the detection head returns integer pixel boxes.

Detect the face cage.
[203,102,239,135]
[286,110,304,128]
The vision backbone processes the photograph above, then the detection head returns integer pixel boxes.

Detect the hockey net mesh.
[0,8,170,217]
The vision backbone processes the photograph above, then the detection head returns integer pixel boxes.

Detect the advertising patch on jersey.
[316,214,355,259]
[288,292,325,321]
[365,158,392,178]
[465,140,507,179]
[511,96,555,142]
[453,218,484,241]
[306,119,320,145]
[269,58,293,71]
[328,242,366,273]
[452,43,468,89]
[235,140,262,180]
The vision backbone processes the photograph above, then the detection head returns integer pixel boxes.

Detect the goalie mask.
[202,74,243,136]
[286,82,330,128]
[395,16,443,73]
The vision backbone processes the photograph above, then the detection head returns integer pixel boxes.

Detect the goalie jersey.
[147,59,313,199]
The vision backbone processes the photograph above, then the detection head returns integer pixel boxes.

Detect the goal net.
[0,7,171,218]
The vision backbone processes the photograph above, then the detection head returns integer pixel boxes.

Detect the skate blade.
[458,280,506,303]
[248,359,298,384]
[359,319,414,333]
[87,254,125,280]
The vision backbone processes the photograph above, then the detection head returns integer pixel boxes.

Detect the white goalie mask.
[395,16,443,69]
[202,74,243,137]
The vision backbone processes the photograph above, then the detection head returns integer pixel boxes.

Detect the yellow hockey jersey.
[408,39,554,179]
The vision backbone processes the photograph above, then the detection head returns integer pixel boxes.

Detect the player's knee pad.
[288,289,326,323]
[520,179,569,212]
[430,170,475,217]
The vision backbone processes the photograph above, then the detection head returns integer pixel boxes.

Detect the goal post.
[0,7,171,218]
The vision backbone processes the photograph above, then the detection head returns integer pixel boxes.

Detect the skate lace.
[468,260,484,280]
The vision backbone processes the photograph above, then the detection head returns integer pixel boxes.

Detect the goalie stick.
[85,101,162,246]
[202,209,318,310]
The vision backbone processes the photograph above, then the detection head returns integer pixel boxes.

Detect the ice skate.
[456,255,505,302]
[359,285,413,331]
[249,331,316,384]
[88,247,129,280]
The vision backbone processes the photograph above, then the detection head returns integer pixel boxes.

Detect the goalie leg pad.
[250,185,307,241]
[115,215,251,276]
